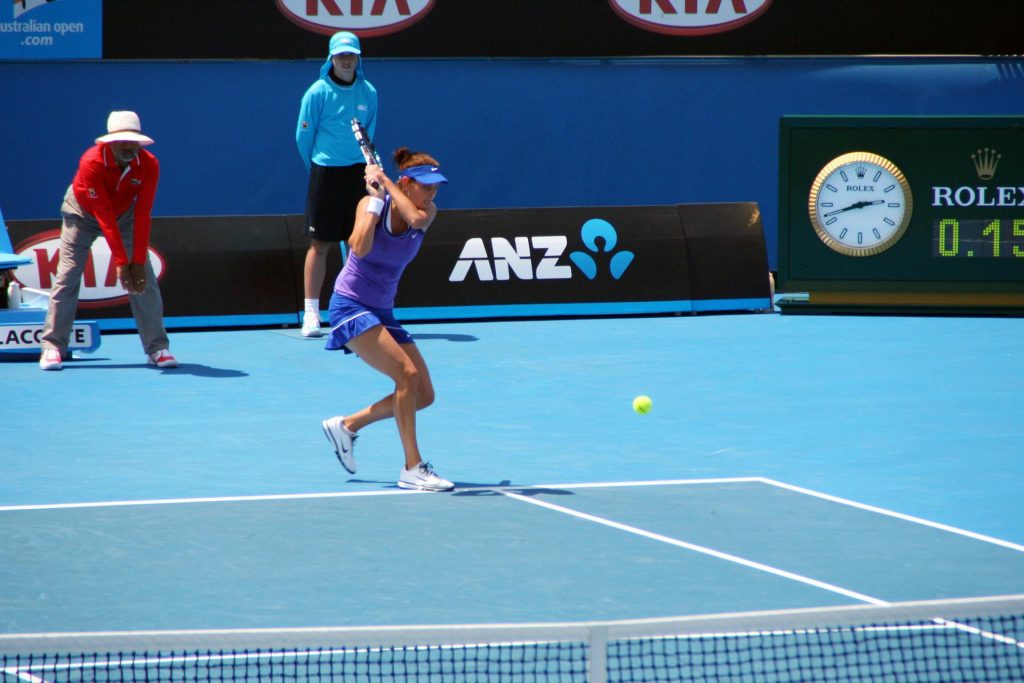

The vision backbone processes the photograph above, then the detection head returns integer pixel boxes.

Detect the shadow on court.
[413,333,479,343]
[343,479,577,497]
[452,486,576,498]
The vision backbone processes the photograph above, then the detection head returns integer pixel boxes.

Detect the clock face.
[808,152,914,257]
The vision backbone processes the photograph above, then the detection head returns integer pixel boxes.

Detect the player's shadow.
[346,479,573,497]
[413,333,478,343]
[452,483,575,498]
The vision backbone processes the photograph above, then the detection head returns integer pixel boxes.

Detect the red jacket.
[71,144,160,267]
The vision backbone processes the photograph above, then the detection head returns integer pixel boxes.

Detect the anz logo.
[448,218,635,283]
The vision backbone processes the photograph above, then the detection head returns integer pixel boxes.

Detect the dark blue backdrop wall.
[2,58,1022,270]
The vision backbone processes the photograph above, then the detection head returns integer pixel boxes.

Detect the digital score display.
[933,218,1024,258]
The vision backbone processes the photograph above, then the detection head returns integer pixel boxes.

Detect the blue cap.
[399,164,448,185]
[329,31,361,56]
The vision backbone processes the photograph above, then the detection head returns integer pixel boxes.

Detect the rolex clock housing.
[808,152,913,257]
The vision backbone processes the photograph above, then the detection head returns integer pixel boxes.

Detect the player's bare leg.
[345,327,434,470]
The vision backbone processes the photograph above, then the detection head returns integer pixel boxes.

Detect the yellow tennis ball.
[632,395,652,414]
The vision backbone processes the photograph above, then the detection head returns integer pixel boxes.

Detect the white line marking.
[756,478,1024,553]
[0,489,423,512]
[0,478,759,512]
[497,489,889,606]
[525,477,762,489]
[934,617,1024,650]
[2,667,46,682]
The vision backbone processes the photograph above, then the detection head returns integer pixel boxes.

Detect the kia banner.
[14,228,167,310]
[275,0,437,37]
[5,216,301,325]
[99,0,1017,59]
[608,0,772,36]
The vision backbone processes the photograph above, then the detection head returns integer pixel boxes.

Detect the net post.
[587,624,608,683]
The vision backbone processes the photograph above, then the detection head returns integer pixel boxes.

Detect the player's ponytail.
[394,147,439,171]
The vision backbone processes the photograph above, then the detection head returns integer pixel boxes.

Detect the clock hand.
[822,199,885,217]
[822,204,860,218]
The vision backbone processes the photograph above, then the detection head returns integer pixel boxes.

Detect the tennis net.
[1,594,1021,682]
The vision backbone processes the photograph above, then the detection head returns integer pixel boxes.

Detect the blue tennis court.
[2,312,1023,679]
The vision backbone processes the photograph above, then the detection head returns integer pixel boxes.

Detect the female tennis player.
[321,147,453,492]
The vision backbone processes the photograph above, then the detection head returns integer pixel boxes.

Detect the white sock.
[304,298,319,313]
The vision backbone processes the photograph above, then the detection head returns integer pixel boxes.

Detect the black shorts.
[304,163,365,243]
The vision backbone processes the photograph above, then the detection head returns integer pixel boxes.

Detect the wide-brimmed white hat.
[95,111,154,146]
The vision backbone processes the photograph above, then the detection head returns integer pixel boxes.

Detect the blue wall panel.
[1,58,1021,270]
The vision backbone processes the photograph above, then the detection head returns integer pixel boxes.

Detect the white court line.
[0,489,421,512]
[756,478,1024,554]
[497,489,890,606]
[933,617,1024,650]
[0,478,760,512]
[525,477,763,489]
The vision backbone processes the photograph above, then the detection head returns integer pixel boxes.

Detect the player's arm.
[347,169,385,258]
[382,174,436,231]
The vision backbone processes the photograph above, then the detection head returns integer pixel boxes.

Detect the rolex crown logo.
[854,166,867,179]
[971,147,1001,181]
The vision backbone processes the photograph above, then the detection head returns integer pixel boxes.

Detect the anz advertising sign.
[397,205,698,319]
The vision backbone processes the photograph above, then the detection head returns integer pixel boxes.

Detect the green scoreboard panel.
[779,117,1024,314]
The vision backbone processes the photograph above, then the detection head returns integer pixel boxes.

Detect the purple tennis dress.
[325,196,425,351]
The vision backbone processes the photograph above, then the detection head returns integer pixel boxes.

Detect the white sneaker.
[39,347,62,371]
[147,349,178,368]
[322,416,357,474]
[398,462,454,492]
[301,310,323,337]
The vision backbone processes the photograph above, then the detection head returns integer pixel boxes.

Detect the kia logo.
[609,0,772,36]
[276,0,436,37]
[13,229,166,308]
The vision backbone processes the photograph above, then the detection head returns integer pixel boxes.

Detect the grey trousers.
[41,188,169,356]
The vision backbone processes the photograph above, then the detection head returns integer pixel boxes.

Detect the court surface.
[2,312,1023,635]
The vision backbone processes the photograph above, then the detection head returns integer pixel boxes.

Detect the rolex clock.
[807,152,913,257]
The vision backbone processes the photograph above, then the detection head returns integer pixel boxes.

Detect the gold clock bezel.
[808,151,914,257]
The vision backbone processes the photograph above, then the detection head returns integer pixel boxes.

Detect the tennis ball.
[632,395,652,415]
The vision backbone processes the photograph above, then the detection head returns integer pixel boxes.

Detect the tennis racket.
[351,118,382,189]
